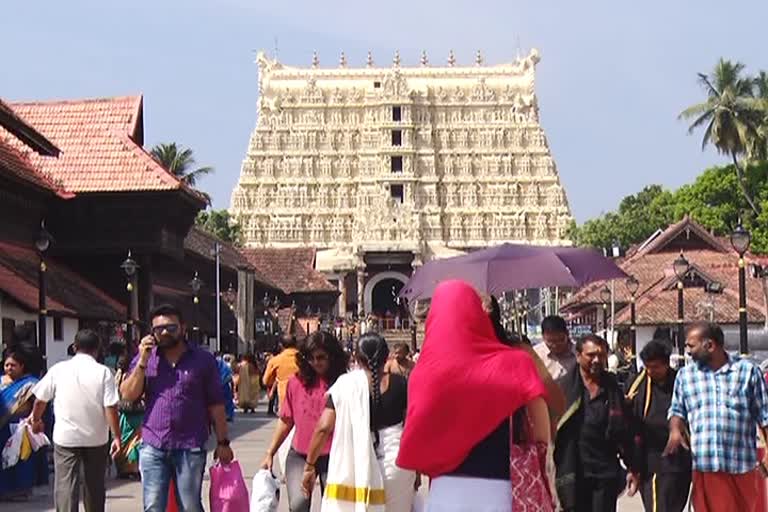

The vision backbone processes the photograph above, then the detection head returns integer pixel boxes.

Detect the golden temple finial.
[366,50,374,68]
[339,50,347,68]
[420,50,429,67]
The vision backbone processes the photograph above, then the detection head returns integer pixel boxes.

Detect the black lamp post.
[599,286,611,337]
[222,283,237,353]
[189,272,203,344]
[731,223,751,355]
[673,252,690,359]
[35,221,53,362]
[120,250,139,348]
[626,276,640,357]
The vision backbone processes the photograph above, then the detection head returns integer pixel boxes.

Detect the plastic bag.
[272,427,295,483]
[26,423,50,452]
[19,427,32,461]
[210,461,250,512]
[1,424,22,469]
[250,469,280,512]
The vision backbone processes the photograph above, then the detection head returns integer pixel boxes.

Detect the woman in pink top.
[261,331,349,512]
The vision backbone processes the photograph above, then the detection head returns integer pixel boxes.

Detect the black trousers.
[639,471,691,512]
[574,477,619,512]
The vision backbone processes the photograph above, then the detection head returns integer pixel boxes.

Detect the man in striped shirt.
[665,321,768,512]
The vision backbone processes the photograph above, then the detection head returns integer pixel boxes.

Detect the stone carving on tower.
[231,49,573,266]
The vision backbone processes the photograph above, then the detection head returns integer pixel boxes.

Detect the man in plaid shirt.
[665,321,768,512]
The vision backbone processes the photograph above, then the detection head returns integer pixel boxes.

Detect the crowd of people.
[3,278,768,512]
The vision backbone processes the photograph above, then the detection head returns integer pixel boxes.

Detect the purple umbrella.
[400,243,626,301]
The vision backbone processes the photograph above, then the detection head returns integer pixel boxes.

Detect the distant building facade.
[231,49,573,316]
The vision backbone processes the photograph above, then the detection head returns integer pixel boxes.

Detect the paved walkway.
[5,408,645,511]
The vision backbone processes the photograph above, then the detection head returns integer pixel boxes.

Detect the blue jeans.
[138,444,207,512]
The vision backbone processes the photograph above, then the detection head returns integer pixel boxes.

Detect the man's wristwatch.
[217,439,230,447]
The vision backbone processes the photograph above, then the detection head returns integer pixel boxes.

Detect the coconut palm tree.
[753,71,768,161]
[680,59,763,214]
[150,143,214,188]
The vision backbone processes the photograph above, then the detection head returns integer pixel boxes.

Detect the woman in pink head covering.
[397,280,550,512]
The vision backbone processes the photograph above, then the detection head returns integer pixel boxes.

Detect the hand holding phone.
[138,335,156,365]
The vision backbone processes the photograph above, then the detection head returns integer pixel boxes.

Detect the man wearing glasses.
[120,304,234,512]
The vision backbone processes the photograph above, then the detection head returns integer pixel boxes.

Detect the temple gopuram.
[230,49,573,318]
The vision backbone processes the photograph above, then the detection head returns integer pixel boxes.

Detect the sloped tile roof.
[0,98,59,157]
[0,241,124,320]
[562,217,766,325]
[240,248,337,294]
[3,96,202,202]
[276,307,308,338]
[183,227,278,289]
[0,137,72,197]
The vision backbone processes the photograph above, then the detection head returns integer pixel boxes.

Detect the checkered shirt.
[668,354,768,473]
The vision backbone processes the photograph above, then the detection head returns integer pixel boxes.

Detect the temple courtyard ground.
[6,407,645,511]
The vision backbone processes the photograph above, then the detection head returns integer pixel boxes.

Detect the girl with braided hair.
[302,332,416,512]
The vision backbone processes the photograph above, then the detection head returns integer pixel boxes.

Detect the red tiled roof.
[0,137,72,198]
[276,307,308,338]
[0,241,124,320]
[183,227,278,290]
[240,248,337,294]
[2,96,202,201]
[562,217,766,325]
[0,98,59,157]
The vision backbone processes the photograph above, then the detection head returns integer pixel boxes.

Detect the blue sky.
[3,1,767,222]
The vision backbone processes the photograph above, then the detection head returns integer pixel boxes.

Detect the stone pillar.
[357,268,365,317]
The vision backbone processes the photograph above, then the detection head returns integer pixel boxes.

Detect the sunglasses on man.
[151,324,180,335]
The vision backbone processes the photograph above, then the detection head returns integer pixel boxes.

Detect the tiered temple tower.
[231,49,573,316]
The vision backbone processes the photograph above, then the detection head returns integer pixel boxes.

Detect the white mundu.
[33,353,119,447]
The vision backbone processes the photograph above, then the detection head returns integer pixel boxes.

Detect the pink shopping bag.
[210,461,250,512]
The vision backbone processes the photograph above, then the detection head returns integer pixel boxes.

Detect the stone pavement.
[5,408,645,511]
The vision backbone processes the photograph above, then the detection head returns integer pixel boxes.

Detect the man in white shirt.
[534,315,577,393]
[30,329,121,512]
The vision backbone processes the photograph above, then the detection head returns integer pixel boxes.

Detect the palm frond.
[182,166,215,187]
[697,73,721,98]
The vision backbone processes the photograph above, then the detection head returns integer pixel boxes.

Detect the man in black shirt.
[555,335,639,512]
[627,340,691,512]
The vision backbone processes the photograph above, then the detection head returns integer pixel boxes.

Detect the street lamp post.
[626,276,640,357]
[222,283,237,354]
[599,286,611,338]
[35,221,53,363]
[731,223,751,355]
[189,272,203,345]
[120,250,139,349]
[673,252,690,360]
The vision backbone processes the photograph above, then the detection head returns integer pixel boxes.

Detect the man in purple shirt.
[120,304,234,512]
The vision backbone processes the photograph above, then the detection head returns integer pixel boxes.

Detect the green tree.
[570,162,768,254]
[754,71,768,160]
[151,142,214,188]
[195,209,243,246]
[568,185,675,249]
[680,59,764,214]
